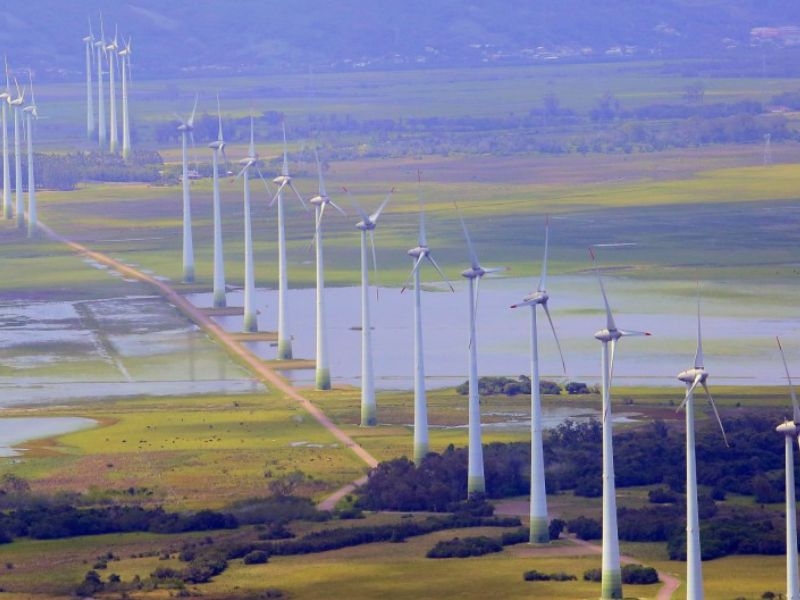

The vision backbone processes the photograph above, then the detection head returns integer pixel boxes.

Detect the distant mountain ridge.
[3,0,800,80]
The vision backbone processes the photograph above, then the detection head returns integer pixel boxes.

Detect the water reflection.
[190,276,800,390]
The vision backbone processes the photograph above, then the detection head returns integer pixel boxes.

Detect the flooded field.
[0,294,260,408]
[192,275,800,391]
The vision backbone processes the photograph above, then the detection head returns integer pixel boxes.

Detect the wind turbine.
[105,27,119,153]
[776,337,800,600]
[83,20,95,140]
[591,249,650,600]
[9,73,24,230]
[510,219,566,543]
[176,95,198,283]
[23,71,38,238]
[402,174,454,464]
[208,94,229,308]
[345,186,393,426]
[457,207,502,497]
[309,149,346,390]
[236,115,260,332]
[95,14,106,147]
[119,37,132,160]
[0,60,10,220]
[676,291,728,600]
[269,122,308,360]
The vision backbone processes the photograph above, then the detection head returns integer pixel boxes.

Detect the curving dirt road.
[38,222,379,471]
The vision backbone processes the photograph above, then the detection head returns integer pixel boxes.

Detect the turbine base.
[528,517,549,544]
[315,368,331,391]
[243,313,258,333]
[600,570,623,600]
[3,204,11,220]
[360,405,377,427]
[182,267,195,284]
[212,291,227,309]
[277,338,293,360]
[413,441,429,466]
[467,476,486,497]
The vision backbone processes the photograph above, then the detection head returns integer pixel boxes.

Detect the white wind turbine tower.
[95,16,106,147]
[236,115,261,333]
[176,95,198,283]
[119,37,132,161]
[591,249,650,600]
[23,71,38,238]
[510,219,566,543]
[345,186,393,426]
[269,122,308,360]
[458,207,503,497]
[105,27,119,154]
[208,95,229,308]
[676,292,729,600]
[1,62,11,220]
[309,149,346,390]
[402,175,454,464]
[83,21,95,140]
[776,337,800,600]
[9,74,24,230]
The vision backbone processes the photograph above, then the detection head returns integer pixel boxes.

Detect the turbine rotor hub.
[678,368,707,384]
[594,328,621,342]
[407,246,428,258]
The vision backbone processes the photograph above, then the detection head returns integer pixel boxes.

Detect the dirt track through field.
[37,221,379,475]
[40,221,679,599]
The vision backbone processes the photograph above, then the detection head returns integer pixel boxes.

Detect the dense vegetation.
[356,411,798,560]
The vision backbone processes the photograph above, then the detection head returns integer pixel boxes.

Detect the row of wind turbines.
[169,97,800,600]
[0,61,40,238]
[82,14,133,158]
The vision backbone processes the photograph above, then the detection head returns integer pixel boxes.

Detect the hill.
[3,0,800,81]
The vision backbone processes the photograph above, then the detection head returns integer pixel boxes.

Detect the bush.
[648,487,678,504]
[243,550,269,565]
[567,516,601,540]
[426,536,503,558]
[583,568,601,582]
[622,563,659,585]
[549,518,565,540]
[524,569,577,582]
[565,381,590,394]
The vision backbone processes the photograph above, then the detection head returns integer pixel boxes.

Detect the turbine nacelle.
[461,265,486,279]
[511,290,549,309]
[777,420,798,436]
[309,194,329,207]
[678,367,707,386]
[273,174,291,186]
[208,140,225,151]
[407,245,429,259]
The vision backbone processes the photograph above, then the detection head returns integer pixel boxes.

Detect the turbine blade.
[694,286,704,369]
[248,113,255,156]
[255,166,274,196]
[401,254,425,293]
[344,187,369,221]
[188,94,198,128]
[538,216,550,292]
[426,254,455,292]
[701,381,729,447]
[417,172,427,247]
[370,188,394,223]
[542,302,567,375]
[456,202,480,270]
[777,337,800,424]
[619,329,651,338]
[281,120,290,176]
[590,248,617,332]
[269,181,288,207]
[314,148,327,197]
[677,373,703,413]
[216,93,223,141]
[288,181,308,211]
[329,199,347,216]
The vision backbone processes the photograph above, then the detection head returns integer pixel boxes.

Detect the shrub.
[583,568,601,582]
[524,569,577,582]
[242,550,269,565]
[549,518,565,540]
[622,563,659,584]
[426,536,503,558]
[567,516,601,540]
